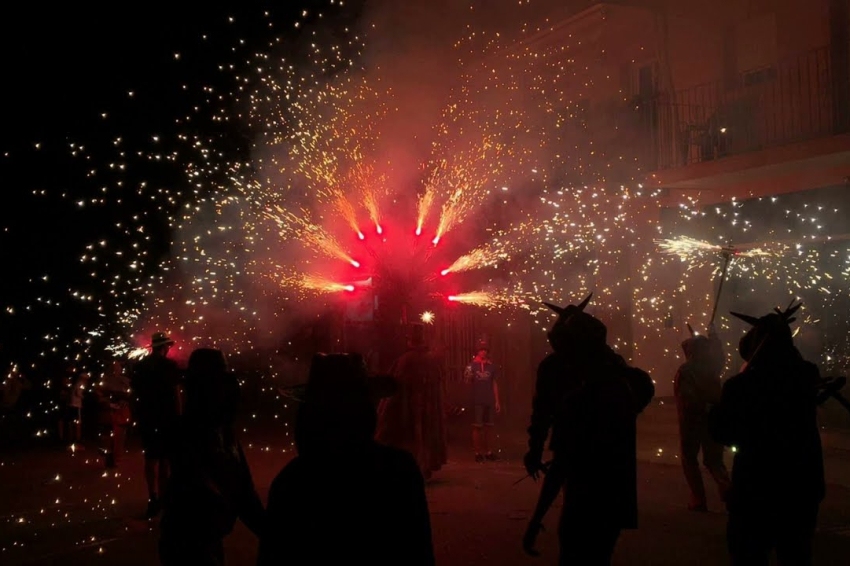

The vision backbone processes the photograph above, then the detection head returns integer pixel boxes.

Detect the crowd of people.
[0,291,832,566]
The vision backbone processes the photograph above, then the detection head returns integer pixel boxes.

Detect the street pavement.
[2,402,849,565]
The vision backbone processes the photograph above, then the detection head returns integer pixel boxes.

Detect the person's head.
[408,324,427,349]
[295,353,396,456]
[150,332,174,356]
[732,301,800,364]
[184,348,239,427]
[474,339,489,359]
[681,335,712,363]
[544,293,607,355]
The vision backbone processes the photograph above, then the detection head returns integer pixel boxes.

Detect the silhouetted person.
[131,332,182,518]
[675,324,731,511]
[710,302,825,566]
[258,353,434,566]
[377,324,447,479]
[159,348,264,566]
[96,360,132,468]
[464,339,500,461]
[524,293,655,565]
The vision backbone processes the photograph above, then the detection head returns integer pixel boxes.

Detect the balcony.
[648,44,850,176]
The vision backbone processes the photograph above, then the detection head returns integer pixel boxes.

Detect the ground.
[2,403,850,565]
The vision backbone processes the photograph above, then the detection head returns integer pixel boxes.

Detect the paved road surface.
[2,403,849,565]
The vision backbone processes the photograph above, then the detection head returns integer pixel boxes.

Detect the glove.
[523,450,545,481]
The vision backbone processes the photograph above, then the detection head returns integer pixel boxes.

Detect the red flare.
[432,236,440,246]
[350,260,361,268]
[344,285,355,292]
[376,225,383,235]
[357,232,365,240]
[440,269,450,276]
[447,295,457,302]
[415,227,422,236]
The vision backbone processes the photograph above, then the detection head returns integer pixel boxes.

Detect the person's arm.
[256,468,297,566]
[492,376,501,413]
[707,325,725,377]
[527,366,552,454]
[709,378,741,447]
[626,367,655,413]
[235,443,266,537]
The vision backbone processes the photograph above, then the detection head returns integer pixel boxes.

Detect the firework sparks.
[266,205,360,268]
[655,237,723,259]
[416,188,435,236]
[442,242,510,276]
[420,311,435,324]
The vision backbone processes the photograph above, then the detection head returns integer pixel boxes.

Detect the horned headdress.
[544,292,606,352]
[730,299,802,363]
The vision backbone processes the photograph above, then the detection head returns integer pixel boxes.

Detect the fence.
[650,44,849,170]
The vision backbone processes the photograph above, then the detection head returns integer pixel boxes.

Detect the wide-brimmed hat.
[278,353,397,403]
[150,332,175,348]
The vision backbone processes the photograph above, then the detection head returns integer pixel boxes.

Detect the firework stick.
[708,249,734,330]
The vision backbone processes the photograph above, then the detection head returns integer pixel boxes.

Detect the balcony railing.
[648,44,850,170]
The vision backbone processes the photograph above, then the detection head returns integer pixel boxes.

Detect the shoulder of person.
[536,353,561,372]
[720,371,747,394]
[799,359,820,378]
[268,456,305,494]
[375,443,421,473]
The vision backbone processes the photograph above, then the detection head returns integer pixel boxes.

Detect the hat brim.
[279,374,398,403]
[150,339,175,348]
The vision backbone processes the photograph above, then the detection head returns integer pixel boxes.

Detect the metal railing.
[648,44,850,170]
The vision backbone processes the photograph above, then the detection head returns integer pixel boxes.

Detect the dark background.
[0,2,366,371]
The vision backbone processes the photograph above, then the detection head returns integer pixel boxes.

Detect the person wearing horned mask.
[710,302,824,566]
[675,323,731,511]
[523,293,655,564]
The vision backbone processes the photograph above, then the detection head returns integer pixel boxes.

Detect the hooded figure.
[709,302,825,566]
[674,324,731,511]
[159,348,264,566]
[258,353,435,566]
[376,324,447,479]
[524,294,655,565]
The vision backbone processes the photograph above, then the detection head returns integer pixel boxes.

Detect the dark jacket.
[529,346,655,528]
[160,419,264,543]
[257,441,434,566]
[130,354,181,427]
[710,355,825,512]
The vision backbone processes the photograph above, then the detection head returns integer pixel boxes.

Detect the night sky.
[0,2,364,365]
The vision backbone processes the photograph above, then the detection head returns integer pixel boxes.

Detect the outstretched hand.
[523,450,545,481]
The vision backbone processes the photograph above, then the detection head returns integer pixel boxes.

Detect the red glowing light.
[432,236,440,246]
[447,295,457,302]
[440,269,450,276]
[376,225,383,235]
[357,232,365,240]
[415,227,422,236]
[344,285,355,292]
[350,260,361,268]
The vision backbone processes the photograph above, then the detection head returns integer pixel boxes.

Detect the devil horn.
[543,302,566,316]
[686,323,695,337]
[783,301,802,319]
[577,292,593,311]
[730,311,760,326]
